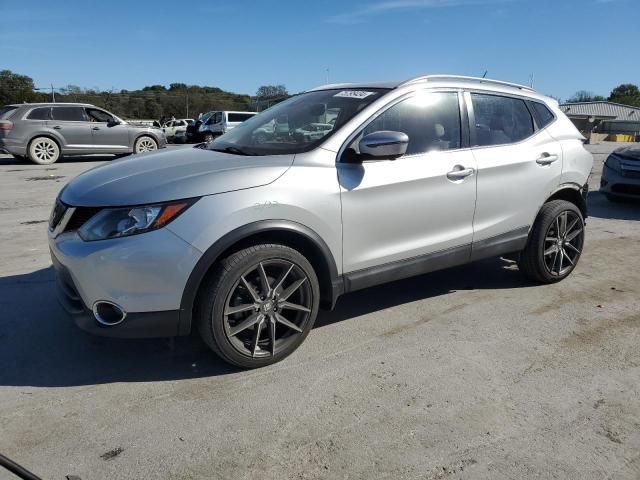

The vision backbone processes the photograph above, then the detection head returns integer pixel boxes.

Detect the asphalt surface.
[1,143,639,480]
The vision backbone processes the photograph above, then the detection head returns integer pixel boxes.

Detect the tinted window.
[531,102,555,128]
[360,92,461,155]
[227,113,255,123]
[471,94,534,146]
[0,106,18,120]
[27,107,51,120]
[52,107,86,121]
[86,108,114,123]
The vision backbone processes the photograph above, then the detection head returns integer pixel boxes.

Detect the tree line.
[566,84,640,106]
[0,69,289,120]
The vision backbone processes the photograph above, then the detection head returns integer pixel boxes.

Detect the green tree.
[256,84,288,100]
[608,83,640,106]
[0,69,36,105]
[566,90,605,103]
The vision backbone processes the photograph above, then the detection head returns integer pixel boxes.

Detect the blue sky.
[1,0,637,101]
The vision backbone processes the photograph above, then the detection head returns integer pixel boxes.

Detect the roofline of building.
[560,100,640,110]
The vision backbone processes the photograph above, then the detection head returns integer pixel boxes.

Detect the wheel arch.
[133,133,159,149]
[178,220,343,335]
[544,183,588,219]
[28,133,63,151]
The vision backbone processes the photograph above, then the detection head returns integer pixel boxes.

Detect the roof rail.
[398,74,535,92]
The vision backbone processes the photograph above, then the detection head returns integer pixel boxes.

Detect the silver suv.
[0,103,166,164]
[48,75,593,368]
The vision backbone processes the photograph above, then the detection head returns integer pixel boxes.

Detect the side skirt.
[341,226,530,294]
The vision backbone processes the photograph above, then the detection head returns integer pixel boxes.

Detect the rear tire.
[196,244,320,368]
[28,137,60,165]
[203,132,215,143]
[518,200,585,283]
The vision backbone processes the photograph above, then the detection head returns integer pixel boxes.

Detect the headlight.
[605,155,621,172]
[78,199,197,241]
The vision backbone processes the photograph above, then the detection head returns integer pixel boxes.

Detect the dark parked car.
[601,146,640,202]
[0,103,167,164]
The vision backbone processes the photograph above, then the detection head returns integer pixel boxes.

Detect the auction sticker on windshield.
[334,90,376,99]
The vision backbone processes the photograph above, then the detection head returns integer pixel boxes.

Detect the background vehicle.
[199,111,257,142]
[49,75,592,368]
[162,118,193,143]
[601,146,640,202]
[0,103,167,164]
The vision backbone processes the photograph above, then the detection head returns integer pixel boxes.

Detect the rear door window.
[27,107,52,120]
[52,107,87,122]
[471,94,534,146]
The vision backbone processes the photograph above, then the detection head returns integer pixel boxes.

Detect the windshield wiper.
[209,145,253,156]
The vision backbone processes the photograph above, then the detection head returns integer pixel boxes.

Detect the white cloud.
[327,0,509,24]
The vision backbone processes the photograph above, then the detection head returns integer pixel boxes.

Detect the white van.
[199,111,257,142]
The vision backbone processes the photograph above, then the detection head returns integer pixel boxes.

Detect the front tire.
[134,136,158,154]
[196,244,320,368]
[203,132,215,143]
[518,200,585,283]
[28,137,60,165]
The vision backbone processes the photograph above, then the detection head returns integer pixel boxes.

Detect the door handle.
[536,153,558,165]
[446,165,475,180]
[53,126,62,130]
[92,127,100,130]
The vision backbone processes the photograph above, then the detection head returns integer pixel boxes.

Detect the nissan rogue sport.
[48,75,593,368]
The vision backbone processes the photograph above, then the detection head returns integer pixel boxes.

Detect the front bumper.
[601,166,640,198]
[49,226,202,337]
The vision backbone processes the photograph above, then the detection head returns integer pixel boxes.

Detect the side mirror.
[358,131,409,160]
[107,119,120,127]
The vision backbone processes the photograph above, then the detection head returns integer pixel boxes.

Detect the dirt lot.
[1,144,639,480]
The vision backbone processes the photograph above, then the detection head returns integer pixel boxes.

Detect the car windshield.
[207,88,389,155]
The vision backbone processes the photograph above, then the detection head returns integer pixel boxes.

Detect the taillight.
[0,121,13,131]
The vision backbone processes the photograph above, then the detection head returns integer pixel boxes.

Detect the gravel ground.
[0,143,639,480]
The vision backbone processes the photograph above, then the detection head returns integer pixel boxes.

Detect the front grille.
[65,207,102,231]
[611,184,640,196]
[49,199,67,229]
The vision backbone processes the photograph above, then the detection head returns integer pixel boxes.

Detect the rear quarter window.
[530,102,555,128]
[0,106,18,120]
[27,107,52,120]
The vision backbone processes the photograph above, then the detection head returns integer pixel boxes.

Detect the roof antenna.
[482,70,488,78]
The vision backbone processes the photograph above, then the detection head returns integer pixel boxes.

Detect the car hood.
[60,147,294,207]
[615,146,640,161]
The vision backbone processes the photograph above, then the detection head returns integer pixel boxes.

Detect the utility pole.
[51,84,56,102]
[186,90,189,118]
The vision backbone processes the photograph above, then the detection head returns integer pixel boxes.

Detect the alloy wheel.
[136,138,157,153]
[222,259,313,358]
[543,210,584,276]
[32,139,58,163]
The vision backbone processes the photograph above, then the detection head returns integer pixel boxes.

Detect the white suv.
[49,75,593,368]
